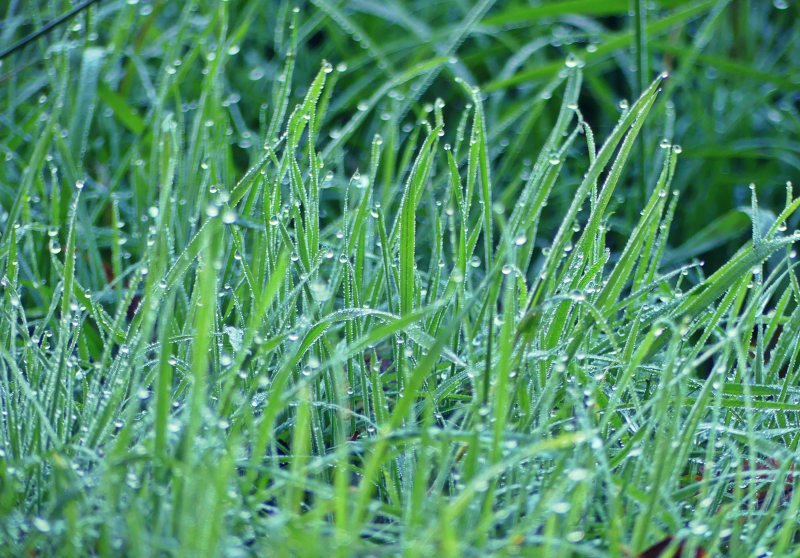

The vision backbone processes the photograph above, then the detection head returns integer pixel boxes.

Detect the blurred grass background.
[3,0,797,269]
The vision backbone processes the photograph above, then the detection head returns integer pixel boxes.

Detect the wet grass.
[1,1,799,556]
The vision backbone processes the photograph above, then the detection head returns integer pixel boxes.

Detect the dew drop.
[567,468,589,481]
[566,531,584,543]
[221,210,237,224]
[689,522,709,536]
[32,518,51,533]
[310,280,330,302]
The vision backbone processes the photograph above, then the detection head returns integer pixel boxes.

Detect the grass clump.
[1,1,799,557]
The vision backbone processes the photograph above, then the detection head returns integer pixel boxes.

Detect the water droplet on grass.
[566,531,584,543]
[567,468,589,481]
[690,522,709,536]
[32,518,51,533]
[310,280,330,302]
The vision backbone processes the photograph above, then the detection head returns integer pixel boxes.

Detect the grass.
[1,1,799,556]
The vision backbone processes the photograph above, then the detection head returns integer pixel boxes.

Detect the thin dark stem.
[0,0,102,60]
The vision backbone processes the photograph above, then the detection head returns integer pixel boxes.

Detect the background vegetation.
[1,0,799,556]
